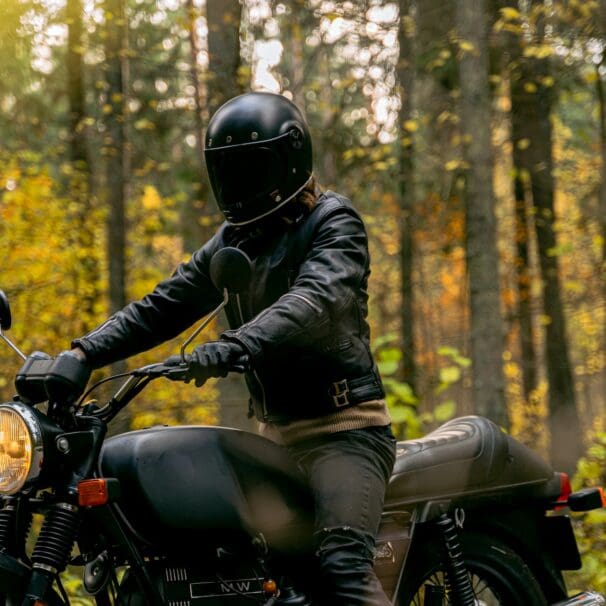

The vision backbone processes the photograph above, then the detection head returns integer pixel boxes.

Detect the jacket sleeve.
[221,205,369,361]
[72,240,223,369]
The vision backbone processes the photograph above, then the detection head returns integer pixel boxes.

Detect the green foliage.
[567,428,606,595]
[374,337,469,439]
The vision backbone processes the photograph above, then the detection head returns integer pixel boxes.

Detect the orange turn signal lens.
[78,479,109,507]
[263,579,278,596]
[599,487,606,508]
[78,478,120,506]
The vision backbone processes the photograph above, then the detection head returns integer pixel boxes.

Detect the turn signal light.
[263,579,278,596]
[566,487,606,512]
[78,478,120,507]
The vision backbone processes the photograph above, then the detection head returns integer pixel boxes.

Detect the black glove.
[188,341,248,387]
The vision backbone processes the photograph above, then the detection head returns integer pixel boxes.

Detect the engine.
[119,557,312,605]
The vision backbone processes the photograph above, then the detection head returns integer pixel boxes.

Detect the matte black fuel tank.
[100,426,314,554]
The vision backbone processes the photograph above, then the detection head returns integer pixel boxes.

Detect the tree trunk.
[396,0,417,394]
[598,0,606,408]
[104,0,127,316]
[512,154,538,399]
[104,0,129,433]
[511,3,581,474]
[206,0,251,430]
[502,0,539,400]
[183,0,212,252]
[456,0,508,428]
[67,0,99,334]
[206,0,243,117]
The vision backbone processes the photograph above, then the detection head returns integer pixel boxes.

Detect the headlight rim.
[0,402,44,495]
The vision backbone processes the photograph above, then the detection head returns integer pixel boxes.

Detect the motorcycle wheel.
[397,531,548,605]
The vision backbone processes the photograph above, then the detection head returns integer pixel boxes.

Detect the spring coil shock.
[32,503,80,574]
[436,512,475,606]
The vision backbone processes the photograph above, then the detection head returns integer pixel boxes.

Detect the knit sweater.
[258,399,391,446]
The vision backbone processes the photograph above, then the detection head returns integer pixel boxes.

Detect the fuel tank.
[100,425,314,554]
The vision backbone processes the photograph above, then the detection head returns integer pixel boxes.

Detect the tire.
[397,531,548,605]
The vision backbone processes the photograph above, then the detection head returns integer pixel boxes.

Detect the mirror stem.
[0,332,27,361]
[180,290,229,364]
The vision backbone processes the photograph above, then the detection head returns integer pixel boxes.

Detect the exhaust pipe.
[551,592,606,606]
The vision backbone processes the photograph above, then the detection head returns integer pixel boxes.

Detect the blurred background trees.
[1,0,606,587]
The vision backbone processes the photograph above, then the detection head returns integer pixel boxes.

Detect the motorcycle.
[0,246,605,606]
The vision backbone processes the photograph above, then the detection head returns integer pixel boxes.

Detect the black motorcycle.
[0,247,605,606]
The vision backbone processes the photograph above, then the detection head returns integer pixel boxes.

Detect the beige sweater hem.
[258,399,391,446]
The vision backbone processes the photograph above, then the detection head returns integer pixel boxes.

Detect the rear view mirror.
[0,290,12,331]
[0,290,25,359]
[210,247,253,295]
[179,248,253,362]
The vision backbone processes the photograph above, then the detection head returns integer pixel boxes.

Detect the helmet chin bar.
[226,174,314,227]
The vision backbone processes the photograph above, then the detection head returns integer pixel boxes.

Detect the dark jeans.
[288,425,397,606]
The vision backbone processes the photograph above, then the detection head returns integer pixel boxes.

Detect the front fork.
[20,414,106,605]
[20,501,81,606]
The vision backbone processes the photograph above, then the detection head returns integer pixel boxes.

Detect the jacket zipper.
[236,293,269,421]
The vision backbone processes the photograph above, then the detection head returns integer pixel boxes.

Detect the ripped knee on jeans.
[314,526,376,564]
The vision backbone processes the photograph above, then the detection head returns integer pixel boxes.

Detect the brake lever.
[231,353,250,374]
[134,363,191,382]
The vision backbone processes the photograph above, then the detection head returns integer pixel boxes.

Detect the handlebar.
[13,349,250,425]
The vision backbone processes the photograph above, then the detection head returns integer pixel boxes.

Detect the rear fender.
[464,507,578,603]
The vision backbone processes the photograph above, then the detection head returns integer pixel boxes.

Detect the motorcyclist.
[70,91,396,606]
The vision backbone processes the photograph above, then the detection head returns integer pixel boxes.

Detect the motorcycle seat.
[386,415,555,505]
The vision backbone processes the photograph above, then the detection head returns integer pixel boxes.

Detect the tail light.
[556,472,572,505]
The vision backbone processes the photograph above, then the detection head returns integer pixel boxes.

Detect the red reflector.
[558,472,572,503]
[78,479,109,507]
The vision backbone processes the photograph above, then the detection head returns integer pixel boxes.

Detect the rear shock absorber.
[436,512,475,606]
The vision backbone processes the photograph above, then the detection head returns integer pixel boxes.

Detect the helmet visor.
[206,145,283,210]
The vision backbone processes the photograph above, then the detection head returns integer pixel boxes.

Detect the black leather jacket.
[73,191,384,423]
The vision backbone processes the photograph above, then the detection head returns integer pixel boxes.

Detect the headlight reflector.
[0,404,41,494]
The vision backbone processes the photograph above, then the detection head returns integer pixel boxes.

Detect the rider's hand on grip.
[188,341,248,387]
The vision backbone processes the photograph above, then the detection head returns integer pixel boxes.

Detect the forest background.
[1,0,606,599]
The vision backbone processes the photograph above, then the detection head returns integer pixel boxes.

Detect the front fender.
[0,552,29,595]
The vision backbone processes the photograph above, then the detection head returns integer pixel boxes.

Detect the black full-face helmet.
[204,92,313,226]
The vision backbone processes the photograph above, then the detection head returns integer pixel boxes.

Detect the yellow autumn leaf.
[499,7,521,20]
[541,76,555,87]
[516,138,531,150]
[141,185,162,211]
[134,119,156,131]
[403,120,418,132]
[524,82,537,93]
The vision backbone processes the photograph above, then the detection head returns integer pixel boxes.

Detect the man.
[71,92,396,605]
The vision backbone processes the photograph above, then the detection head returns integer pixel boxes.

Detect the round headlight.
[0,403,43,494]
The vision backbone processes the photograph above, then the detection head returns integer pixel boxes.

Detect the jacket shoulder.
[309,190,362,227]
